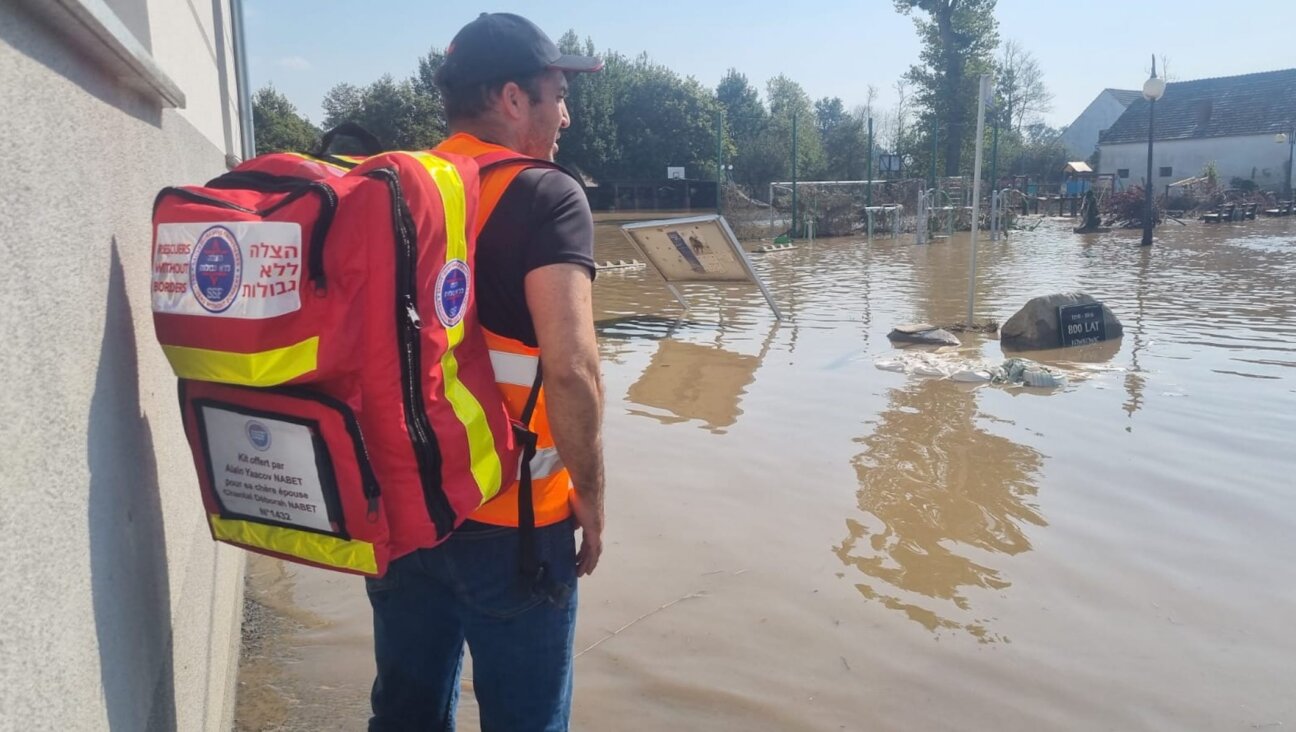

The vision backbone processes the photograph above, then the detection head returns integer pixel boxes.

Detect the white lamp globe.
[1143,76,1167,101]
[1277,132,1290,144]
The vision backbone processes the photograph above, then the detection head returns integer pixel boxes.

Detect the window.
[1117,169,1130,179]
[1159,166,1173,177]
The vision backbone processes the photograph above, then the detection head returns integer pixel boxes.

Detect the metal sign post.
[967,74,990,326]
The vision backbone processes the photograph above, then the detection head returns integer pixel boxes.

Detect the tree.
[717,69,766,144]
[321,74,444,151]
[895,0,999,177]
[717,69,772,189]
[555,32,621,181]
[995,40,1051,134]
[816,96,872,180]
[251,85,318,155]
[766,74,825,180]
[889,79,911,154]
[603,53,722,180]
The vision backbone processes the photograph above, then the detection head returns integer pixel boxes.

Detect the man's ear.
[499,81,525,120]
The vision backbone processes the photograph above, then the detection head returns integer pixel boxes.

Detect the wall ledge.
[18,0,185,108]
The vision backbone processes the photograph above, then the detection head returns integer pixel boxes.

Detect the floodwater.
[236,214,1296,731]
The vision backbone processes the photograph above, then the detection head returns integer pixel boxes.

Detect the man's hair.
[435,68,546,122]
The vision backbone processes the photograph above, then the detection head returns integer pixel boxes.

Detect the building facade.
[1,1,249,729]
[1097,68,1296,193]
[1060,88,1140,160]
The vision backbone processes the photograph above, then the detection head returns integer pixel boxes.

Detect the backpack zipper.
[268,385,383,521]
[204,171,339,294]
[365,168,454,538]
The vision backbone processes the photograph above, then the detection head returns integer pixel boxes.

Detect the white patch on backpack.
[153,221,303,320]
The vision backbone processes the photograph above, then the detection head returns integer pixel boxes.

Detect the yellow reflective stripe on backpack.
[161,337,318,386]
[405,151,504,503]
[209,515,378,575]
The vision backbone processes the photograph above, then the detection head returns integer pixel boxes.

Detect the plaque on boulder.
[1001,293,1122,351]
[1058,303,1107,346]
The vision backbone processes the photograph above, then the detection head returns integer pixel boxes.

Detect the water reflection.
[624,339,758,432]
[835,379,1046,642]
[1124,249,1152,422]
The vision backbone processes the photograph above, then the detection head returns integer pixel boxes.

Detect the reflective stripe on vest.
[435,134,576,527]
[485,339,565,480]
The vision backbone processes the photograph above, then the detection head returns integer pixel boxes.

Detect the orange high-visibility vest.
[436,133,575,528]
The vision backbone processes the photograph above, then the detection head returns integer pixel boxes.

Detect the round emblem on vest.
[245,420,272,451]
[435,259,471,327]
[190,225,243,313]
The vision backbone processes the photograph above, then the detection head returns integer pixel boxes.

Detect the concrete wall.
[0,2,246,730]
[1060,91,1131,160]
[1099,134,1291,192]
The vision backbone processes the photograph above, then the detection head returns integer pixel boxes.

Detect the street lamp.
[1277,127,1294,202]
[1141,55,1167,246]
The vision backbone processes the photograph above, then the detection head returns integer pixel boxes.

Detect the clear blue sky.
[246,0,1296,132]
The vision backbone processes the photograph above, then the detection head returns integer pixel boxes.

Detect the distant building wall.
[1061,91,1131,159]
[0,1,246,730]
[1098,134,1289,191]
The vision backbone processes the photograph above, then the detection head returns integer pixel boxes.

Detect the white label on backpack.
[153,222,303,319]
[201,405,335,533]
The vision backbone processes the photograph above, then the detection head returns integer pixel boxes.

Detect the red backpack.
[151,126,532,577]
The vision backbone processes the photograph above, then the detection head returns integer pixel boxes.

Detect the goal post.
[766,180,911,238]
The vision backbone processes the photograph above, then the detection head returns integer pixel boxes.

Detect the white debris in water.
[874,352,1070,389]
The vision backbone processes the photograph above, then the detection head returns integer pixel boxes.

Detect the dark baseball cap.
[438,13,603,87]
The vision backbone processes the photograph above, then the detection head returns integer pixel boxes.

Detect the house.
[1060,88,1142,159]
[1097,68,1296,193]
[2,1,250,729]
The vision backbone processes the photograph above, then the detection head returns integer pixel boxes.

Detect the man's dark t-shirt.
[474,167,596,347]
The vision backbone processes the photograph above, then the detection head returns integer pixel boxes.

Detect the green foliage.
[1201,161,1219,186]
[896,0,999,176]
[252,86,319,155]
[816,97,874,180]
[321,73,444,151]
[718,70,775,188]
[555,32,620,179]
[1230,176,1257,193]
[766,75,825,180]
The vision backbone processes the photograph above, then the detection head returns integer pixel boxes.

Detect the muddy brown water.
[236,214,1296,731]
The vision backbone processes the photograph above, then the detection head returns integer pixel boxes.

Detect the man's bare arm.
[525,262,604,576]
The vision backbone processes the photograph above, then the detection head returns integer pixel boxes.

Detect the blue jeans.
[366,519,579,732]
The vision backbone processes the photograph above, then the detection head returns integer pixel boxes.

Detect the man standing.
[366,13,605,732]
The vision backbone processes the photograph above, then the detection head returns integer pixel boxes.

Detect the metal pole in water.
[967,74,990,326]
[867,117,874,208]
[791,113,799,239]
[716,110,724,215]
[990,115,999,204]
[990,190,999,241]
[768,183,774,237]
[930,126,938,191]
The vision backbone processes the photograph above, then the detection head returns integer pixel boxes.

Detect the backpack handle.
[312,122,384,157]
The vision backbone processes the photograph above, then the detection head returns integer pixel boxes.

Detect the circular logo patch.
[245,420,272,451]
[190,225,242,313]
[435,259,470,327]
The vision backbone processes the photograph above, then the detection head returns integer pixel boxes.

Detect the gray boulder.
[887,322,961,347]
[1001,293,1122,351]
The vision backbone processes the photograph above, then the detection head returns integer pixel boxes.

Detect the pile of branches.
[1102,186,1161,228]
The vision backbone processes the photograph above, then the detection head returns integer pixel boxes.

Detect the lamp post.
[1277,126,1295,202]
[1141,55,1167,246]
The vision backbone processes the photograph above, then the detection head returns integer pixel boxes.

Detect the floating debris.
[887,322,961,347]
[875,352,1068,389]
[754,242,798,254]
[596,259,646,272]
